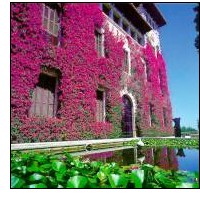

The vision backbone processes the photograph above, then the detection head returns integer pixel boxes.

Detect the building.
[11,3,173,143]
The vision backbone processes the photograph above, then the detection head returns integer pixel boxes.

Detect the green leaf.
[97,171,107,182]
[55,172,66,182]
[66,176,88,188]
[29,173,46,182]
[154,172,175,188]
[130,169,144,188]
[34,154,47,163]
[46,176,57,187]
[11,175,25,188]
[90,161,101,169]
[73,159,84,169]
[70,169,80,176]
[39,163,51,173]
[108,174,128,188]
[52,161,66,173]
[27,161,40,173]
[28,183,47,188]
[193,183,199,188]
[176,182,194,188]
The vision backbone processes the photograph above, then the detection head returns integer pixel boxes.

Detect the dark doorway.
[122,95,133,137]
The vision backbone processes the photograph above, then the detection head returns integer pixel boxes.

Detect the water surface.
[73,146,199,172]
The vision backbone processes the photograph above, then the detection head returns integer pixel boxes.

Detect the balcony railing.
[101,3,145,46]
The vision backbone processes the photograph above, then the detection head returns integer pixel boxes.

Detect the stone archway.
[120,89,136,137]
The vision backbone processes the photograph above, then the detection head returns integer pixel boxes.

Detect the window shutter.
[29,72,58,118]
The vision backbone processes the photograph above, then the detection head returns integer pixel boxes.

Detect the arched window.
[122,95,133,136]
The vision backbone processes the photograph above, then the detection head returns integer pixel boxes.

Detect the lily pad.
[11,175,25,188]
[108,174,128,188]
[66,176,88,188]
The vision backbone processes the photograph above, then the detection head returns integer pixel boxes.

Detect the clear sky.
[157,3,199,129]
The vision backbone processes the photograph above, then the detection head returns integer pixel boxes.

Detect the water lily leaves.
[97,171,107,182]
[34,154,47,164]
[73,159,84,169]
[39,163,52,173]
[52,161,66,173]
[27,161,40,173]
[66,176,88,188]
[14,166,27,175]
[176,182,194,188]
[28,183,47,188]
[90,161,101,169]
[130,169,144,188]
[108,174,128,188]
[154,172,176,188]
[11,175,25,188]
[57,184,64,188]
[70,169,80,176]
[29,173,46,183]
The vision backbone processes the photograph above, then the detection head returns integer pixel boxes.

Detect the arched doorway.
[122,95,133,137]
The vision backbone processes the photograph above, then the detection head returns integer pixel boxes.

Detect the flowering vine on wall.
[11,3,173,143]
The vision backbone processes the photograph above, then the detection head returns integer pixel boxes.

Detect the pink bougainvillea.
[11,3,173,143]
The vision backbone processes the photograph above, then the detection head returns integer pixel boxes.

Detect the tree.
[194,5,199,51]
[181,126,197,133]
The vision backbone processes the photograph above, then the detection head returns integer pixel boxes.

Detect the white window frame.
[95,28,105,57]
[96,88,106,122]
[42,4,59,37]
[141,58,147,82]
[123,44,131,75]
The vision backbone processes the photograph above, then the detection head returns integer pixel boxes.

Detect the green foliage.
[140,138,199,149]
[66,176,88,188]
[130,169,144,188]
[11,118,23,143]
[107,105,123,139]
[81,132,95,140]
[11,150,199,188]
[141,128,171,137]
[151,114,160,127]
[181,126,197,132]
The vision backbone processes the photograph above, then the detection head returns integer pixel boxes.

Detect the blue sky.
[157,3,199,129]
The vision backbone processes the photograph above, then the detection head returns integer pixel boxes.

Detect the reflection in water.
[139,147,179,171]
[83,148,137,166]
[81,147,198,172]
[83,147,179,171]
[176,148,186,157]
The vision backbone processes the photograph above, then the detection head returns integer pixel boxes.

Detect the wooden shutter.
[96,90,104,122]
[29,73,57,117]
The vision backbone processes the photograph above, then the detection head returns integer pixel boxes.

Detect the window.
[102,4,111,16]
[124,50,130,73]
[42,4,59,45]
[113,13,120,25]
[96,90,106,122]
[29,69,59,117]
[146,63,151,82]
[158,69,164,95]
[95,30,104,57]
[122,22,128,32]
[163,108,167,127]
[131,30,137,40]
[141,58,147,82]
[149,103,154,126]
[137,36,143,45]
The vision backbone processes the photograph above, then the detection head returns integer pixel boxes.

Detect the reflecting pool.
[73,146,199,172]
